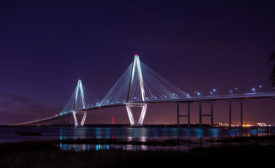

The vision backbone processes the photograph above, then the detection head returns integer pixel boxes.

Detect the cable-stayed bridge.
[11,55,275,127]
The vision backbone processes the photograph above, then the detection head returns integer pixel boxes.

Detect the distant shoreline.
[1,124,274,128]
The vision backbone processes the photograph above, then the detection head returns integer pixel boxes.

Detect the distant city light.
[112,117,115,125]
[257,122,267,127]
[243,124,253,128]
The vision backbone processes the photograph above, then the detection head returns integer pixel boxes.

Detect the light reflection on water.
[57,127,274,152]
[59,143,195,152]
[0,127,273,150]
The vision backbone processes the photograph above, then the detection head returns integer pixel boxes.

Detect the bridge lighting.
[210,88,216,96]
[258,85,262,89]
[251,88,256,93]
[19,54,275,127]
[197,92,201,96]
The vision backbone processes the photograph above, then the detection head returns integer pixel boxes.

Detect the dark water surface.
[0,127,274,151]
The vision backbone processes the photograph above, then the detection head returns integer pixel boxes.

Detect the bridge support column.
[228,101,232,127]
[211,102,214,127]
[199,102,202,127]
[138,104,147,126]
[72,112,78,127]
[187,103,191,128]
[72,111,87,127]
[80,112,87,126]
[176,103,191,127]
[198,102,214,127]
[177,103,180,127]
[126,103,147,126]
[240,100,243,128]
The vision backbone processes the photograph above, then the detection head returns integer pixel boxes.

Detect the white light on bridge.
[251,88,256,93]
[258,85,262,88]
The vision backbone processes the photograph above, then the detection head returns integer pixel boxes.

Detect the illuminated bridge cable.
[100,56,188,106]
[100,55,188,126]
[61,79,99,114]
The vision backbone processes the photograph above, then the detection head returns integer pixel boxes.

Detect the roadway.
[10,92,275,126]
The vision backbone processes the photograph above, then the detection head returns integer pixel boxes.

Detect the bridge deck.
[84,92,275,111]
[11,92,275,126]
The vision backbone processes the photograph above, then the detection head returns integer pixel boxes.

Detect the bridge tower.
[71,79,87,127]
[126,55,147,126]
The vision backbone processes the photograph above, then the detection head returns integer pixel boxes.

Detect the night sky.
[0,0,275,125]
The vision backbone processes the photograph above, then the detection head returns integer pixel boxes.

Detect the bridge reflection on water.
[58,127,274,152]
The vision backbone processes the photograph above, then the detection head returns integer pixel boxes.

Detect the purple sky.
[0,0,275,125]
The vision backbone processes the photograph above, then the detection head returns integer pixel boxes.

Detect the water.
[0,127,274,151]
